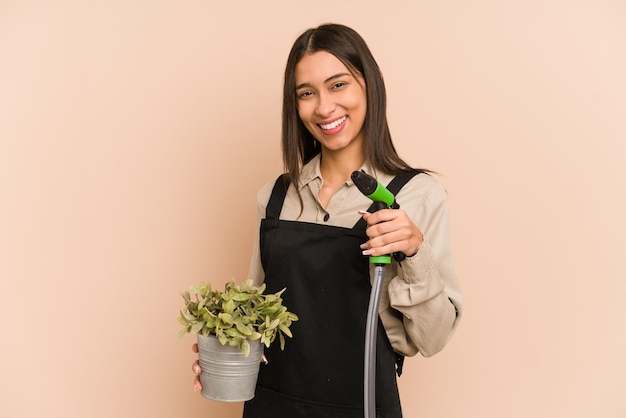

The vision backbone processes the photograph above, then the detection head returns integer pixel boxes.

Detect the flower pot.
[197,334,262,402]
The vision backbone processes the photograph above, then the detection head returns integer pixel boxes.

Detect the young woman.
[192,23,462,417]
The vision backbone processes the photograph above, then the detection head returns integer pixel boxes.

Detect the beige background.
[1,1,625,417]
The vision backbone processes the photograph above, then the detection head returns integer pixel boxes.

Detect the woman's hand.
[359,209,423,258]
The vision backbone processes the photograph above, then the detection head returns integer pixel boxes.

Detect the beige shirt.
[248,154,462,357]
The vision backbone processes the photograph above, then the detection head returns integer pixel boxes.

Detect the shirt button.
[323,213,330,222]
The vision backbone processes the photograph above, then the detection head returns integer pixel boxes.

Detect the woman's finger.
[194,375,202,392]
[192,360,201,374]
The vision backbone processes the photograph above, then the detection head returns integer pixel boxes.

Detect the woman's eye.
[298,90,313,98]
[332,82,346,89]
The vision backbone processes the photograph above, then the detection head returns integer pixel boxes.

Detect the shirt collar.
[298,154,378,190]
[298,154,321,190]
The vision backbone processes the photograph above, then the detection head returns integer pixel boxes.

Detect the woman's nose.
[315,92,336,117]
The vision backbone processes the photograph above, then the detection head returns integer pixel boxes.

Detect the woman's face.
[294,51,367,155]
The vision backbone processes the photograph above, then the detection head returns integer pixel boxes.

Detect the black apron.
[243,172,420,418]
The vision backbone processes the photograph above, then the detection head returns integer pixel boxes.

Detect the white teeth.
[320,116,347,130]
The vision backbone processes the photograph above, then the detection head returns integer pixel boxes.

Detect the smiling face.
[294,51,367,155]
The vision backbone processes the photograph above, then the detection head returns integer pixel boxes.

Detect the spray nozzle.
[351,170,399,209]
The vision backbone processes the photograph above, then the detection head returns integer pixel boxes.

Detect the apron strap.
[265,174,289,219]
[385,170,425,194]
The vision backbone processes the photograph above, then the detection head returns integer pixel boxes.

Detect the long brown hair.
[282,23,417,192]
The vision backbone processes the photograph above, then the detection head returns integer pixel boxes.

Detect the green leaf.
[218,312,234,325]
[232,292,250,302]
[266,319,280,330]
[278,324,292,338]
[190,322,204,334]
[205,316,217,328]
[182,310,197,322]
[236,322,252,336]
[177,311,189,325]
[224,328,241,337]
[240,340,251,357]
[181,290,191,304]
[261,306,278,316]
[223,299,235,314]
[178,326,189,339]
[190,283,206,295]
[248,331,262,341]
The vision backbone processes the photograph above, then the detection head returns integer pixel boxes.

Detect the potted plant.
[178,279,298,402]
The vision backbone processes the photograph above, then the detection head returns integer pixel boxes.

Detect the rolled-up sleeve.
[379,178,462,357]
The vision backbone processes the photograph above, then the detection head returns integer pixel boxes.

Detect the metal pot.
[197,334,262,402]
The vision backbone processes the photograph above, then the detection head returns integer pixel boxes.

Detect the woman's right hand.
[192,343,202,392]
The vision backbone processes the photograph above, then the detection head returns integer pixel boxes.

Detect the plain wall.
[1,1,625,417]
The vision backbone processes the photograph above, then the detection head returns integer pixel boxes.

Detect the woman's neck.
[317,148,364,208]
[319,148,364,185]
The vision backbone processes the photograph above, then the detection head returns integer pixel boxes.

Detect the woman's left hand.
[359,209,423,258]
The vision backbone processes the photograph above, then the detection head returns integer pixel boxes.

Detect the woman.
[193,23,462,417]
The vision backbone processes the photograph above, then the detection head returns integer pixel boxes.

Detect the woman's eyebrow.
[295,73,351,90]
